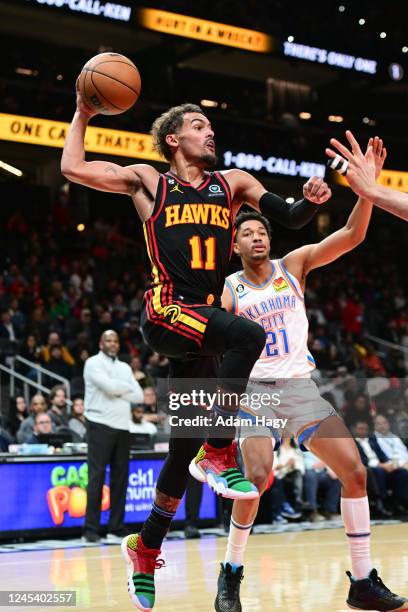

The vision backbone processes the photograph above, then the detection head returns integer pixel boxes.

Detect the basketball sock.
[224,516,253,567]
[341,496,373,579]
[140,502,176,550]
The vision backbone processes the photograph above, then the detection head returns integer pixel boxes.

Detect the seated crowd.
[0,209,407,522]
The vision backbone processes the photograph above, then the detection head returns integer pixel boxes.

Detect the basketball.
[78,52,141,115]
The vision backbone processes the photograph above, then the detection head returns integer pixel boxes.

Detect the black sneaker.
[215,562,243,612]
[346,568,408,610]
[184,524,201,539]
[106,527,130,539]
[82,530,101,543]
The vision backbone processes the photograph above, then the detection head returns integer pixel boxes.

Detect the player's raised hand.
[367,136,387,179]
[75,77,98,118]
[325,130,377,199]
[303,176,332,205]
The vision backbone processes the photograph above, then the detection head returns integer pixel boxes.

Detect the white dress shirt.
[374,431,408,467]
[355,438,381,467]
[129,418,157,435]
[84,351,143,431]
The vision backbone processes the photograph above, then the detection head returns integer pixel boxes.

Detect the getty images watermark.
[156,382,288,434]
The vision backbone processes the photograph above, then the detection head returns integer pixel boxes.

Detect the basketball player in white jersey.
[215,137,408,612]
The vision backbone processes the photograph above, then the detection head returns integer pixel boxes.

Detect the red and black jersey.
[143,170,233,307]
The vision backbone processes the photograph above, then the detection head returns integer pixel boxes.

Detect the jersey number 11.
[189,236,216,270]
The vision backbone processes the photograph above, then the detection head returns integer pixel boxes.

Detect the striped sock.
[140,502,176,550]
[224,517,253,568]
[341,496,373,579]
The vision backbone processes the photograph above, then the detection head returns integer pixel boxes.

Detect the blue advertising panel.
[0,457,217,532]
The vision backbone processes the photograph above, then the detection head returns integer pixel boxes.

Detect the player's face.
[100,331,120,357]
[234,220,270,262]
[176,113,217,167]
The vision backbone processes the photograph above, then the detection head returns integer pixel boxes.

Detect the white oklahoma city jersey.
[225,259,316,378]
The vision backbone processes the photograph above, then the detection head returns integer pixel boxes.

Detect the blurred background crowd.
[1,196,407,527]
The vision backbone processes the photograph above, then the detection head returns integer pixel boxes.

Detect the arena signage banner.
[0,113,162,161]
[0,458,216,532]
[138,8,273,53]
[223,150,326,179]
[24,0,132,22]
[283,41,377,75]
[336,169,408,192]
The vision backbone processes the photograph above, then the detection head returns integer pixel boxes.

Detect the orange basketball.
[78,52,141,115]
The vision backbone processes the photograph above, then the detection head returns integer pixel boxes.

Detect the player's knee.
[250,321,267,353]
[238,319,266,354]
[343,461,367,493]
[246,464,270,493]
[228,317,266,353]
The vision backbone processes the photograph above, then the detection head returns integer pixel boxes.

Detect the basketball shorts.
[238,378,338,449]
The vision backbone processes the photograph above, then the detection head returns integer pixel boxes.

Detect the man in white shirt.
[374,414,408,469]
[83,330,143,543]
[129,405,158,436]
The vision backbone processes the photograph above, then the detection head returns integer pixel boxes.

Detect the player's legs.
[215,437,274,612]
[122,353,211,611]
[201,309,266,438]
[308,415,408,610]
[190,310,266,499]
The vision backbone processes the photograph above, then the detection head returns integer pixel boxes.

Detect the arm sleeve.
[84,360,134,397]
[259,192,320,230]
[121,369,144,404]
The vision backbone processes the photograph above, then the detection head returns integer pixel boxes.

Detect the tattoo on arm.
[155,490,181,512]
[104,164,119,176]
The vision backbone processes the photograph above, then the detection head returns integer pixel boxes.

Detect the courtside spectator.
[48,385,69,429]
[5,395,28,438]
[26,412,53,444]
[374,414,408,469]
[353,420,408,511]
[129,405,157,437]
[68,397,86,440]
[303,450,341,521]
[17,394,48,443]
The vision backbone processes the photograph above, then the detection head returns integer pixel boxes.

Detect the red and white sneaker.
[121,533,165,610]
[189,441,259,500]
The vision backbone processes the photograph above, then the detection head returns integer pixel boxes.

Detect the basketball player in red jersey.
[62,83,331,610]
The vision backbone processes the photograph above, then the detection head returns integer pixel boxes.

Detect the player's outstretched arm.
[366,185,408,221]
[226,170,332,229]
[285,137,386,278]
[61,80,148,195]
[325,130,408,221]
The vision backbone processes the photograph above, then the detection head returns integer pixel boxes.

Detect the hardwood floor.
[0,524,407,611]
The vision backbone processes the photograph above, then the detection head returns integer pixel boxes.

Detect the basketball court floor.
[1,523,407,611]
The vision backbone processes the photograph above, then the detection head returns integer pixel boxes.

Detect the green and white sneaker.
[189,441,259,500]
[121,534,165,610]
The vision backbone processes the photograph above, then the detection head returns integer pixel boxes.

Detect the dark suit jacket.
[355,436,389,466]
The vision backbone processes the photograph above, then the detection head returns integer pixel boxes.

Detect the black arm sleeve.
[259,192,320,230]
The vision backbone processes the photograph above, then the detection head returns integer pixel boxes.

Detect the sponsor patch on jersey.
[273,277,289,292]
[208,183,225,198]
[209,184,223,194]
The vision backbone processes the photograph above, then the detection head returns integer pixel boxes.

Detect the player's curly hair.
[234,211,272,240]
[151,103,203,161]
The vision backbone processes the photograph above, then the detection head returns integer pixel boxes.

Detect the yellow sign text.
[0,113,163,161]
[138,8,273,53]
